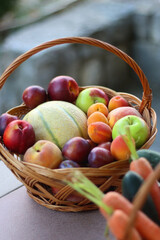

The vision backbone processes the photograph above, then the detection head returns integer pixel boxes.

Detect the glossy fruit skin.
[3,120,35,154]
[111,135,132,161]
[98,142,111,151]
[88,147,114,168]
[108,95,129,111]
[87,111,108,126]
[22,85,47,109]
[87,102,108,117]
[108,106,142,128]
[88,122,112,144]
[112,115,150,148]
[47,75,79,103]
[62,137,91,165]
[59,160,80,168]
[23,140,63,168]
[0,113,19,137]
[76,88,109,113]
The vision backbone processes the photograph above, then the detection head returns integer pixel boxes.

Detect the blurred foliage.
[0,0,18,17]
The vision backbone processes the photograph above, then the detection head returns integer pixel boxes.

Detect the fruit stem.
[65,170,113,215]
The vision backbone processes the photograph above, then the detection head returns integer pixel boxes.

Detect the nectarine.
[111,135,133,161]
[108,95,129,112]
[108,106,142,128]
[23,140,63,168]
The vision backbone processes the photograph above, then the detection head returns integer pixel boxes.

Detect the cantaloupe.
[23,101,88,149]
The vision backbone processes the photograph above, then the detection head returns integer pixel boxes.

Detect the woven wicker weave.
[0,37,157,212]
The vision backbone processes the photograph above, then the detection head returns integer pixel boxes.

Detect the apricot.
[88,122,112,144]
[110,135,134,161]
[87,111,109,126]
[87,103,108,117]
[108,95,129,112]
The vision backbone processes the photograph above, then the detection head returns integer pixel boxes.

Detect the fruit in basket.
[76,88,109,113]
[108,106,142,128]
[0,113,19,137]
[62,137,91,165]
[47,75,79,103]
[59,160,80,168]
[88,122,112,144]
[98,141,111,151]
[22,85,47,109]
[88,147,114,168]
[87,112,108,126]
[23,140,63,168]
[108,95,129,112]
[87,102,108,117]
[23,101,88,149]
[3,120,35,154]
[112,115,149,148]
[110,135,133,161]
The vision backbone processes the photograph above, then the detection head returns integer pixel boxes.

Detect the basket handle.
[0,37,152,113]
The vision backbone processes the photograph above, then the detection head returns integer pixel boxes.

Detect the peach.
[23,140,63,168]
[88,122,112,144]
[108,106,142,128]
[87,102,108,117]
[108,95,129,112]
[110,135,134,161]
[87,111,109,126]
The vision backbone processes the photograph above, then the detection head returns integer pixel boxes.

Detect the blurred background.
[0,0,159,151]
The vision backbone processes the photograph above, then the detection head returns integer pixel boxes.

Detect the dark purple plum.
[88,147,114,168]
[59,160,80,169]
[62,137,91,165]
[98,142,111,151]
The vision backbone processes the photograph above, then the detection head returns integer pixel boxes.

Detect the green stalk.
[65,170,113,216]
[120,126,139,161]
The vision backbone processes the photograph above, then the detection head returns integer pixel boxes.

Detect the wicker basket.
[0,37,157,212]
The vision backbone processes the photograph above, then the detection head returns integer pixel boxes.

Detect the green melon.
[23,101,88,149]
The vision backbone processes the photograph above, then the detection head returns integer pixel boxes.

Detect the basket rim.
[0,85,157,178]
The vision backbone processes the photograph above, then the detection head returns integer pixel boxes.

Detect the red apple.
[62,137,91,165]
[76,87,109,113]
[88,147,114,168]
[0,113,19,137]
[3,120,35,154]
[47,75,79,102]
[22,85,47,109]
[23,140,63,168]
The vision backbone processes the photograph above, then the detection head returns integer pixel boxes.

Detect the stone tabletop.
[0,186,113,240]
